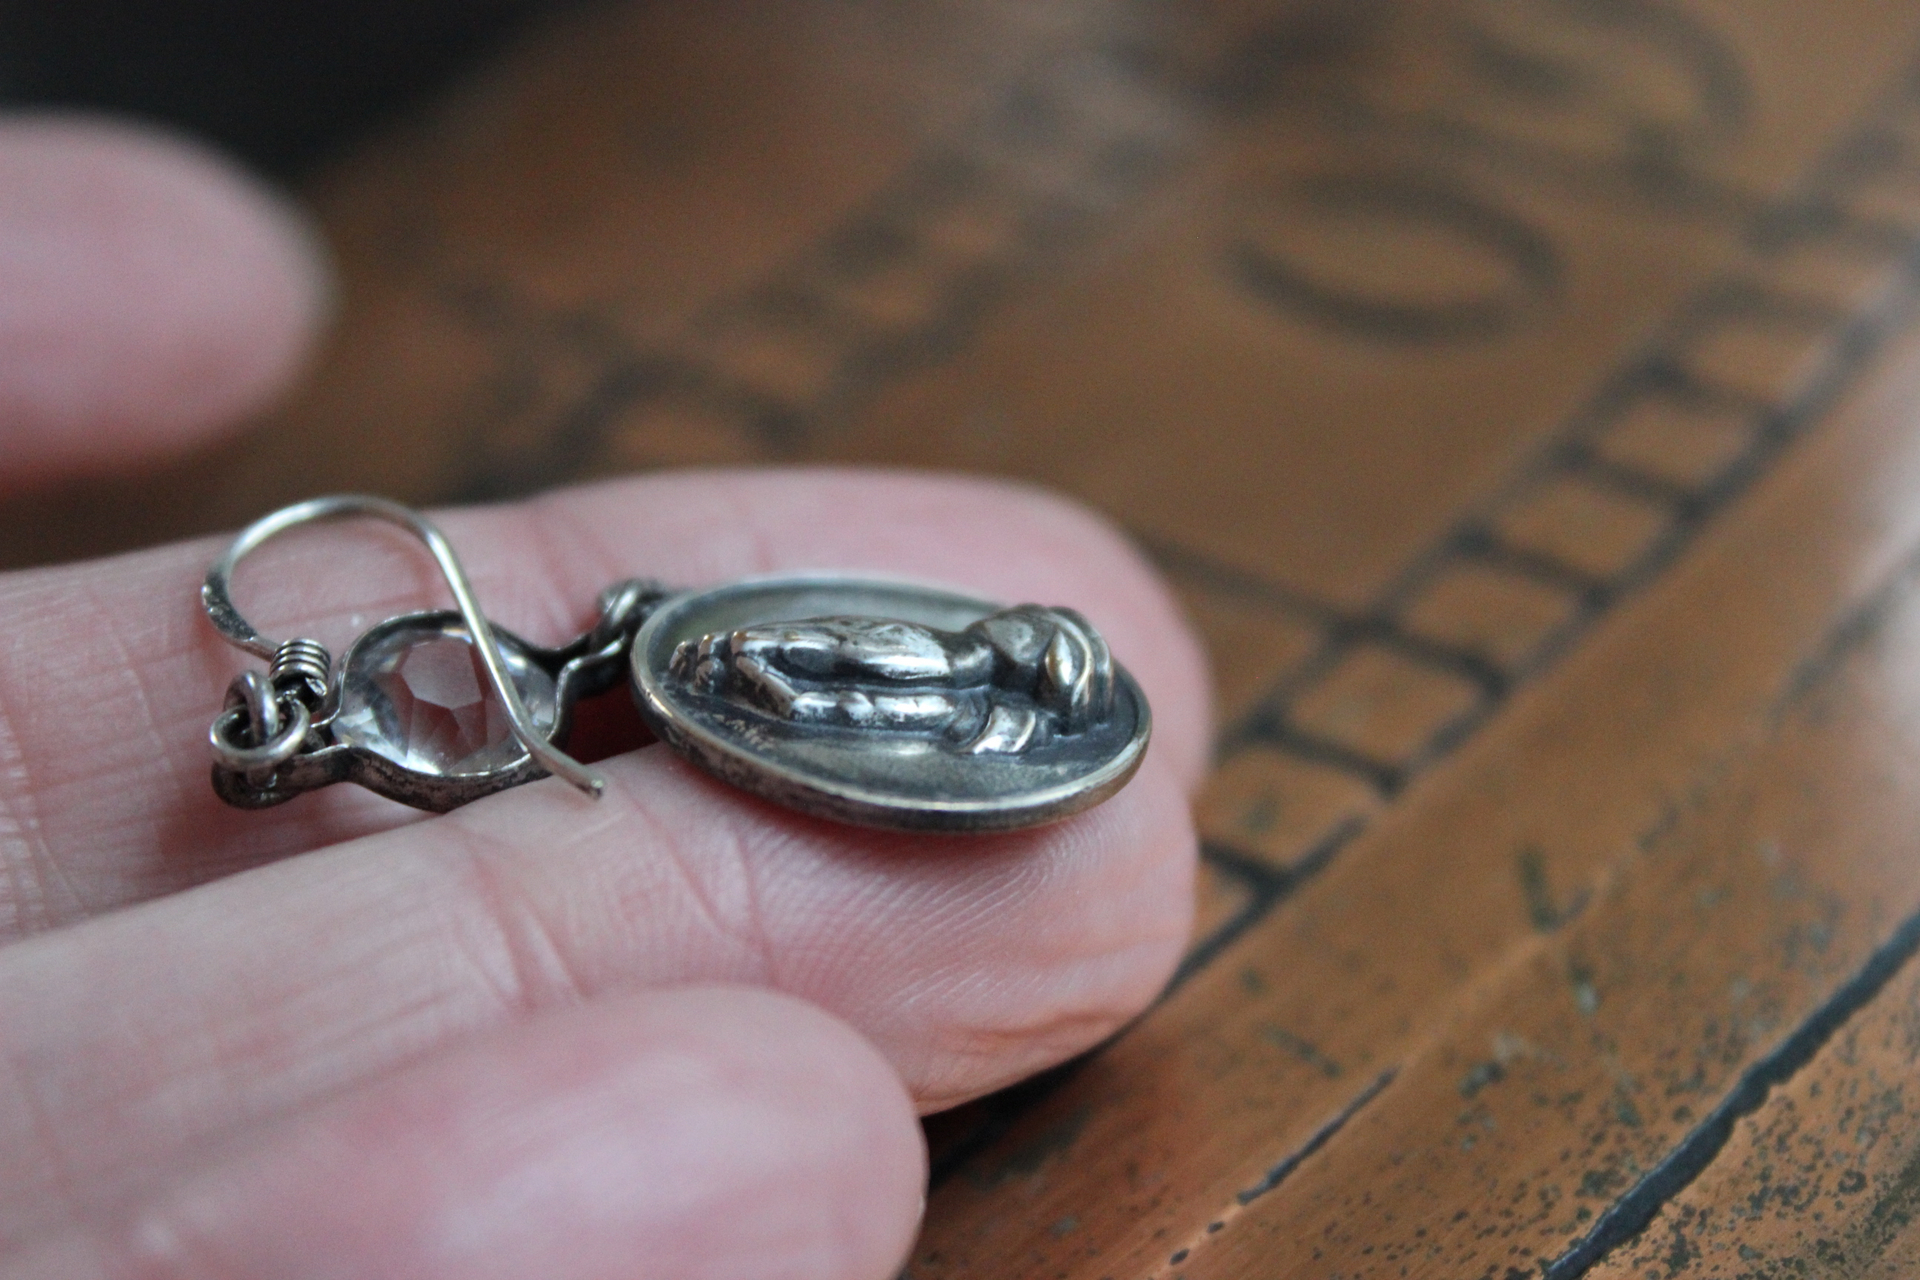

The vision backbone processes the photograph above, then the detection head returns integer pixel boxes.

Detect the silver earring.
[205,495,1150,831]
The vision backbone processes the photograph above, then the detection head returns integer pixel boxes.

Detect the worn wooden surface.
[12,1,1920,1275]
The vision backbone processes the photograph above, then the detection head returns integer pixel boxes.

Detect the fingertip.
[0,114,331,485]
[890,750,1199,1111]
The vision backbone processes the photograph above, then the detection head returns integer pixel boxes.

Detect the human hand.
[0,117,1210,1279]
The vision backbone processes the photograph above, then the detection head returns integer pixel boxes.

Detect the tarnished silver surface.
[630,575,1151,831]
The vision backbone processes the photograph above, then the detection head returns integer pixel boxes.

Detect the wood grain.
[11,1,1920,1275]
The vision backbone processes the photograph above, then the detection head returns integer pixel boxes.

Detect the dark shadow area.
[0,0,595,174]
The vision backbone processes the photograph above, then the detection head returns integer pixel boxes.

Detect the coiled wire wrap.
[268,637,333,709]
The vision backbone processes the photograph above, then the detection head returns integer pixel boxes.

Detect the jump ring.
[210,692,311,778]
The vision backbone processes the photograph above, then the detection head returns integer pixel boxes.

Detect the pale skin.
[0,117,1210,1278]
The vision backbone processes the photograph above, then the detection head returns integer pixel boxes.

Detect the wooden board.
[11,1,1920,1275]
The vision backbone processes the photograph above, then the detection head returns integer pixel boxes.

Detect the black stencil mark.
[1236,1067,1399,1204]
[1541,904,1920,1278]
[1227,171,1564,342]
[1178,45,1920,923]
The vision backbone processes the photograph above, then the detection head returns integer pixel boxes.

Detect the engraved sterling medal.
[203,495,1151,831]
[630,575,1151,831]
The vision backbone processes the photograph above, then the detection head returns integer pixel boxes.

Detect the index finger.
[0,468,1210,936]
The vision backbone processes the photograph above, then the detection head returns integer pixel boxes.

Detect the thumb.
[0,115,329,488]
[7,987,927,1280]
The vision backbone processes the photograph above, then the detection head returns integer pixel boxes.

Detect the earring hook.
[203,494,606,800]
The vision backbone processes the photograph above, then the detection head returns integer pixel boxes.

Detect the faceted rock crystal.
[334,621,557,776]
[374,637,515,772]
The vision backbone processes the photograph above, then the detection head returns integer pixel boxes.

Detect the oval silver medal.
[629,575,1151,831]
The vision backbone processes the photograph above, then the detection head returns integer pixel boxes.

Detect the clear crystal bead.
[333,620,558,776]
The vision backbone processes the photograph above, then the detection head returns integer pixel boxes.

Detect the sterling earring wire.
[203,494,666,812]
[205,495,1150,831]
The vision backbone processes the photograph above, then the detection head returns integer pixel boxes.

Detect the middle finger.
[0,731,1193,1240]
[0,468,1208,937]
